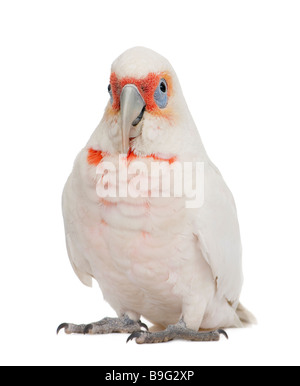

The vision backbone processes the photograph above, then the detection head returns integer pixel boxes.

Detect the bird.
[57,47,254,343]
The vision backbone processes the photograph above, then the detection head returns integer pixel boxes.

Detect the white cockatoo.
[58,47,254,343]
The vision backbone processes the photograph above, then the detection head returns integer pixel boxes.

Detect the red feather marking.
[127,149,177,164]
[87,148,104,166]
[87,148,177,166]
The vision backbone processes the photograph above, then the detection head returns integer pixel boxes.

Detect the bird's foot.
[57,315,148,335]
[127,320,228,344]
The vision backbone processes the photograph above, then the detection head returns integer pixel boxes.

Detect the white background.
[1,0,299,366]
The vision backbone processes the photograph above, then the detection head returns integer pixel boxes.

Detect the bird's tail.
[236,302,257,326]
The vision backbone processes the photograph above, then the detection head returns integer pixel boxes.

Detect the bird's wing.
[194,160,243,306]
[62,165,93,288]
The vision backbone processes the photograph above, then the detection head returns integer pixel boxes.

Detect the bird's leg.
[127,319,228,344]
[57,314,148,335]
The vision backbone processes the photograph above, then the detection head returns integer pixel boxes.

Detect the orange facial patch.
[110,71,173,115]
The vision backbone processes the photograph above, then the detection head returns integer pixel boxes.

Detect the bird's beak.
[120,84,146,154]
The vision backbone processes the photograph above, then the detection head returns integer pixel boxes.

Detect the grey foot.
[57,315,148,335]
[127,320,228,344]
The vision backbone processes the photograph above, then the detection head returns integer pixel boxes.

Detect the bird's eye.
[160,81,166,93]
[154,79,168,109]
[108,84,113,104]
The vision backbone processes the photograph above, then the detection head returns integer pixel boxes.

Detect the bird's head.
[90,47,202,159]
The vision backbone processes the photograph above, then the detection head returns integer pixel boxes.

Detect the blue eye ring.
[108,84,113,104]
[154,78,168,109]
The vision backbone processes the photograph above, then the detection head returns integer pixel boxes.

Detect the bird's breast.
[86,150,187,233]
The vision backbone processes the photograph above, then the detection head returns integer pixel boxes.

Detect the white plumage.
[62,47,252,336]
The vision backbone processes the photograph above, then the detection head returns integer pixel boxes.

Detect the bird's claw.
[83,324,93,334]
[56,323,69,335]
[57,316,149,335]
[127,330,148,343]
[126,326,229,344]
[217,329,228,339]
[138,321,149,331]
